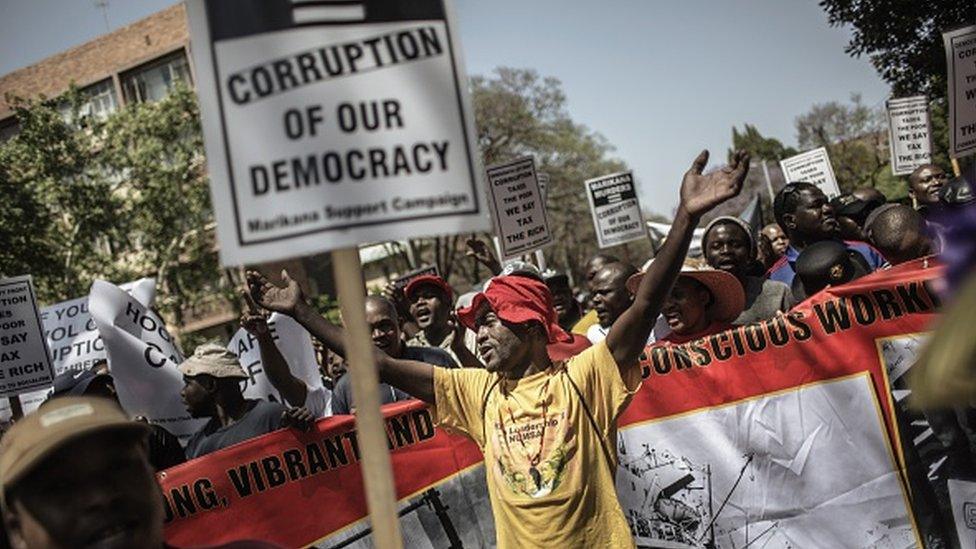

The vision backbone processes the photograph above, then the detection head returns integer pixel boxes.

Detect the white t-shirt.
[303,385,333,418]
[586,316,670,345]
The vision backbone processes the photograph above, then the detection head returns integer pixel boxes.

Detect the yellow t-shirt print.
[433,341,641,548]
[492,407,572,498]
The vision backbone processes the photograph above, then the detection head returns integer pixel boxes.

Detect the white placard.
[228,312,323,403]
[186,0,489,266]
[0,278,157,419]
[585,171,647,248]
[485,156,552,258]
[89,280,205,443]
[944,25,976,158]
[0,276,54,397]
[886,96,932,175]
[779,147,841,198]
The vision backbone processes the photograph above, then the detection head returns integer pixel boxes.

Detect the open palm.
[246,269,303,315]
[680,149,750,218]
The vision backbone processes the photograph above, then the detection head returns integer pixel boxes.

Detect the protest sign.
[779,147,841,197]
[391,264,439,292]
[886,96,932,175]
[186,0,489,266]
[89,280,205,443]
[943,25,976,158]
[227,312,323,403]
[485,156,552,259]
[585,171,647,248]
[162,260,940,548]
[0,276,54,398]
[0,278,158,419]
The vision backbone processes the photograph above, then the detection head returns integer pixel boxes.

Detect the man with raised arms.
[247,150,749,548]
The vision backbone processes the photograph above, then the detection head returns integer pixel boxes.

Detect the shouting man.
[247,149,748,548]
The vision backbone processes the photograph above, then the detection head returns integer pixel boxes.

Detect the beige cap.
[178,343,247,379]
[0,397,149,496]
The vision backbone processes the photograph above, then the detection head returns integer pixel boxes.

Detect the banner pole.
[8,396,23,420]
[950,157,962,177]
[331,247,404,549]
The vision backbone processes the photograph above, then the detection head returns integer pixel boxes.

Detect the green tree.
[794,93,906,200]
[471,68,640,281]
[409,68,639,286]
[820,0,975,99]
[728,124,797,162]
[0,85,231,329]
[819,1,973,169]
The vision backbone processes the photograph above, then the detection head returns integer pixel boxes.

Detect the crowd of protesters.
[1,153,973,548]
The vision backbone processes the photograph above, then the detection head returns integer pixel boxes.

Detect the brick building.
[0,4,354,340]
[0,4,192,136]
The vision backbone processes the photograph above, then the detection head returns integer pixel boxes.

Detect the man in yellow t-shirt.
[248,149,750,548]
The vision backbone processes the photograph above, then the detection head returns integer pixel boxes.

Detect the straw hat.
[626,262,745,323]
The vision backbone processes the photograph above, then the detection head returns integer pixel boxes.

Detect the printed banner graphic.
[161,261,940,547]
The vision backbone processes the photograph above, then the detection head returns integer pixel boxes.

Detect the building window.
[121,50,193,104]
[83,79,119,118]
[55,78,119,122]
[0,118,18,142]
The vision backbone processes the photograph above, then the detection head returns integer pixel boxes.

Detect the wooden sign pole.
[8,396,23,420]
[950,157,962,177]
[331,247,404,549]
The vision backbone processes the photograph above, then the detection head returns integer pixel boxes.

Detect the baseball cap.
[0,397,149,501]
[178,343,248,379]
[404,274,454,302]
[50,368,102,397]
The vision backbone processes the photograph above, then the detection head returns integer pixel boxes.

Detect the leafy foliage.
[820,0,976,99]
[794,93,905,199]
[0,85,232,327]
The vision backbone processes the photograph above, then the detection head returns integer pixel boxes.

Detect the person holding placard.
[246,149,750,548]
[768,182,886,286]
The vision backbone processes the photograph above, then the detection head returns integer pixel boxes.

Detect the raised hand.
[239,289,270,337]
[680,149,750,218]
[246,269,304,316]
[465,236,502,275]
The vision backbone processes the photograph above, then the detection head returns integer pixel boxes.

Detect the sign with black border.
[585,171,646,249]
[0,276,55,398]
[187,0,488,265]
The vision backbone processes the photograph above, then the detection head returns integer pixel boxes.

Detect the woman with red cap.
[247,149,750,548]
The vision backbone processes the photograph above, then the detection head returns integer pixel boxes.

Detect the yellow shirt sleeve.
[571,309,599,335]
[432,367,494,447]
[565,340,642,431]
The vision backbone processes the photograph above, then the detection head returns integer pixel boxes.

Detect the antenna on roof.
[92,0,110,33]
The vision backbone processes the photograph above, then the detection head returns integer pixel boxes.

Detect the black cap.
[830,193,883,219]
[791,241,871,301]
[50,369,101,398]
[939,176,974,205]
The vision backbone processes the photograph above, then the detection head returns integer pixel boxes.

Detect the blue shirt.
[767,240,887,286]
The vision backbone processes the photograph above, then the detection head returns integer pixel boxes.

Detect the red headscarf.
[457,275,589,361]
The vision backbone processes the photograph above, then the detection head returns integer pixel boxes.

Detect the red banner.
[160,259,942,547]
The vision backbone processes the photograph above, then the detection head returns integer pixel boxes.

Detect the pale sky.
[0,0,890,215]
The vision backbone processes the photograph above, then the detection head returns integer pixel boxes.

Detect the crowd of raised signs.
[0,159,973,549]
